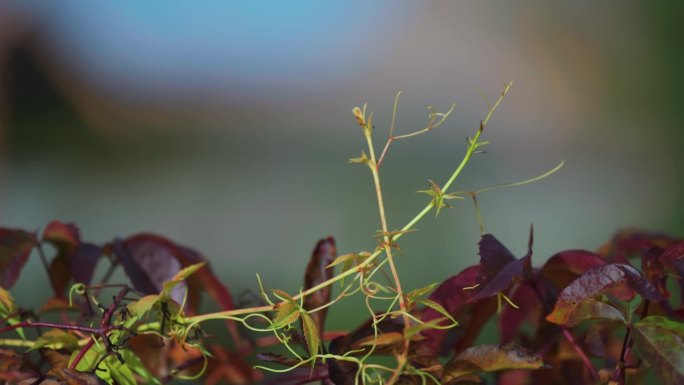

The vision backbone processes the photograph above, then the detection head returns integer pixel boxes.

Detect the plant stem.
[365,121,411,385]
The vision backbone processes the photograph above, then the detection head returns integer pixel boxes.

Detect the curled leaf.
[303,237,336,334]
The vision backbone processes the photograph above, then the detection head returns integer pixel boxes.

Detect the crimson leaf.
[470,229,533,302]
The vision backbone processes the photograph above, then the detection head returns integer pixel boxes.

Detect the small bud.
[352,106,365,127]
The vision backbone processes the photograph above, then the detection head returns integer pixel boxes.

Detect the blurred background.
[1,1,682,331]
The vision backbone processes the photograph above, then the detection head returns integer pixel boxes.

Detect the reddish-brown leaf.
[662,242,684,276]
[546,264,661,325]
[420,265,497,355]
[471,230,534,302]
[499,283,543,343]
[597,228,682,263]
[48,367,99,385]
[0,228,36,288]
[540,250,606,290]
[0,348,36,382]
[42,222,103,295]
[303,237,336,335]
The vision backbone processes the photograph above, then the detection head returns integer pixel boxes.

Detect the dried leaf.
[48,367,100,385]
[441,345,546,384]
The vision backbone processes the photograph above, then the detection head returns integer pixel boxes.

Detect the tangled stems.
[162,82,514,384]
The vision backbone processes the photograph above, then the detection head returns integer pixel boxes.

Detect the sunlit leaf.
[441,345,545,384]
[30,329,79,351]
[632,316,684,385]
[126,295,162,322]
[0,286,24,339]
[0,228,36,289]
[563,299,626,327]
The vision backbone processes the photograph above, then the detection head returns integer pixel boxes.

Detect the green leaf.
[417,299,457,325]
[407,283,438,303]
[326,253,366,269]
[0,286,24,339]
[441,345,545,384]
[122,349,162,385]
[127,294,161,320]
[30,329,79,351]
[301,312,320,359]
[272,301,301,329]
[563,299,627,327]
[161,262,206,298]
[70,344,137,385]
[632,316,684,385]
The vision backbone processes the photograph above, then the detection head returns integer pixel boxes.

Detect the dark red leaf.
[662,242,684,276]
[111,237,181,299]
[0,228,36,288]
[471,229,533,302]
[540,250,606,290]
[303,237,336,335]
[119,234,236,313]
[547,264,662,325]
[42,222,104,295]
[70,243,104,285]
[597,228,682,263]
[499,283,543,343]
[420,265,497,355]
[116,234,244,350]
[616,264,665,302]
[42,221,80,252]
[477,234,517,283]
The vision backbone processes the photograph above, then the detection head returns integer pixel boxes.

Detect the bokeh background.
[1,1,683,334]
